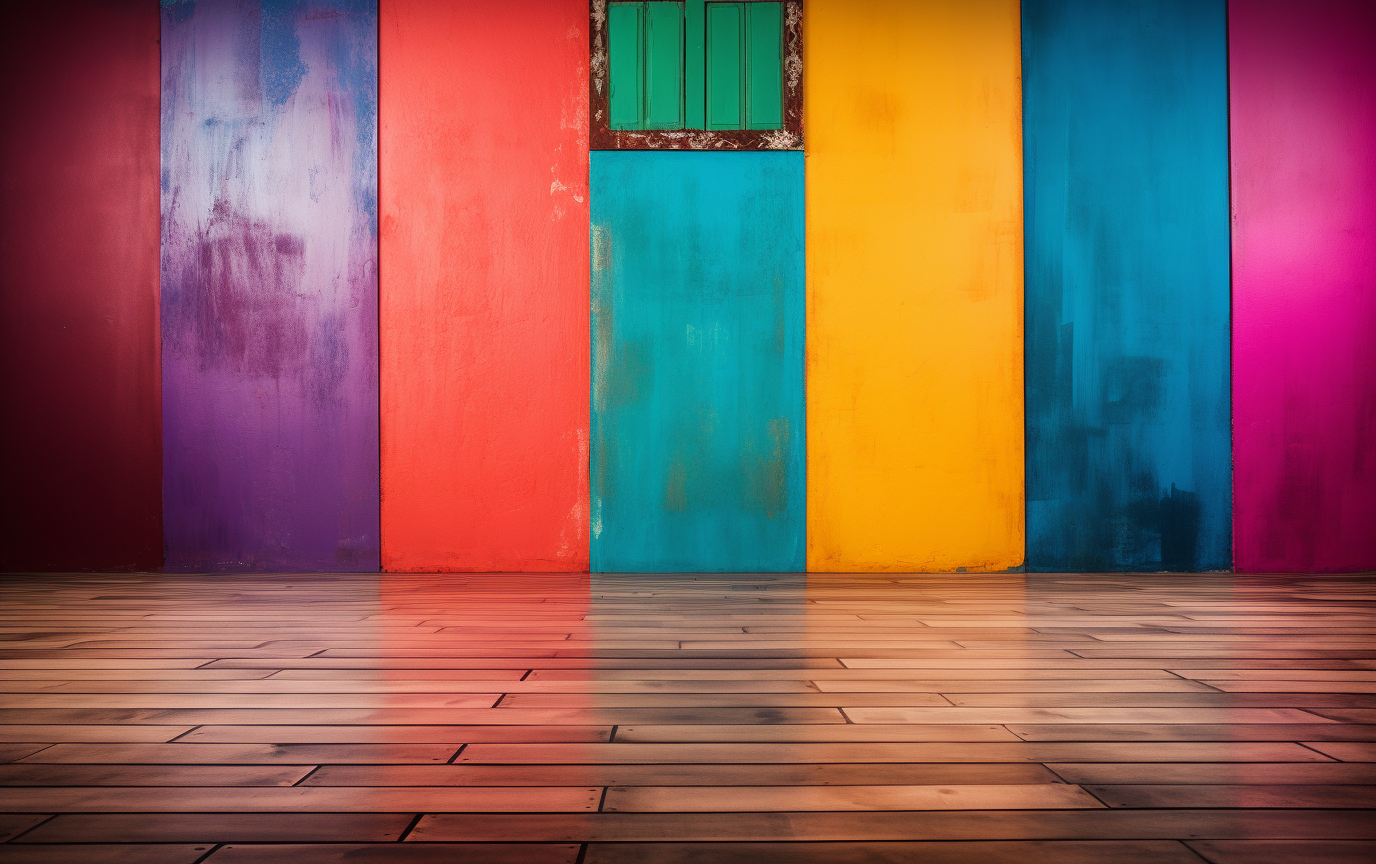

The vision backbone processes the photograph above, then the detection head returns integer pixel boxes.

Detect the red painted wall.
[0,3,162,571]
[379,0,591,571]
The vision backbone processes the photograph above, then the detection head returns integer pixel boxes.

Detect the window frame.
[590,0,803,151]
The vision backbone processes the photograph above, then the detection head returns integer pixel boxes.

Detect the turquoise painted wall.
[1023,0,1233,572]
[590,151,805,572]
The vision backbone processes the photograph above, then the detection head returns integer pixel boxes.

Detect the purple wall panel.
[1231,0,1376,572]
[161,0,379,571]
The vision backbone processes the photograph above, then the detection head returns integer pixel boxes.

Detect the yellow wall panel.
[806,0,1025,572]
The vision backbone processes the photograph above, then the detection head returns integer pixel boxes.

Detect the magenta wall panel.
[161,0,379,571]
[0,2,162,571]
[1231,0,1376,571]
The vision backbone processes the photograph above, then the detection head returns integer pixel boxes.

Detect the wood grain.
[1,571,1372,859]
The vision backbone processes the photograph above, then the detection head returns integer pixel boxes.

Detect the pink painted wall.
[1231,0,1376,571]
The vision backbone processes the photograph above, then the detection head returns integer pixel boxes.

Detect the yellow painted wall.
[806,0,1025,572]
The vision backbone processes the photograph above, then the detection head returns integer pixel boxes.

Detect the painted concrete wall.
[591,151,805,572]
[379,0,590,572]
[1231,0,1376,572]
[0,2,162,571]
[161,0,380,571]
[805,0,1025,572]
[1023,0,1233,572]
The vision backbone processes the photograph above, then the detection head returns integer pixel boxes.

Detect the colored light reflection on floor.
[1,572,1373,859]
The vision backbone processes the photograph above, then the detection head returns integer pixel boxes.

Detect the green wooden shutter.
[645,2,685,129]
[685,0,706,129]
[705,2,782,132]
[609,1,777,135]
[745,2,782,130]
[706,3,743,130]
[608,3,644,130]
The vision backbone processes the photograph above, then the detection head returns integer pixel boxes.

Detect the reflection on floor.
[0,572,1373,862]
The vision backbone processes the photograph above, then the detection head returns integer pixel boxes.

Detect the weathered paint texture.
[161,0,379,571]
[591,151,805,572]
[0,2,162,571]
[1023,0,1232,572]
[1231,0,1376,572]
[379,0,590,571]
[805,0,1026,572]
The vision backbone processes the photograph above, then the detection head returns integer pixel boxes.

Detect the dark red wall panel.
[0,2,162,571]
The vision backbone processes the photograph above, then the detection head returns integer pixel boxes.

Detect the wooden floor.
[0,573,1374,863]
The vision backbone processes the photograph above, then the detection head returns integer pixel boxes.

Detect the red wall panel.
[0,2,162,571]
[380,0,591,571]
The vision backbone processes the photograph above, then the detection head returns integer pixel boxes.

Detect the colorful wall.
[379,0,590,572]
[806,0,1025,573]
[591,151,806,572]
[2,0,1372,575]
[1023,0,1233,571]
[160,0,380,571]
[0,2,163,572]
[1231,0,1376,573]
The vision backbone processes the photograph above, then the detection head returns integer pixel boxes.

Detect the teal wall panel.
[591,151,805,572]
[1023,0,1232,571]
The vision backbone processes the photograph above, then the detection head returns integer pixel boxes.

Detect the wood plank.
[1047,763,1376,784]
[938,693,1376,707]
[1184,840,1376,864]
[529,667,1184,680]
[179,725,614,744]
[582,840,1205,864]
[13,813,416,843]
[602,783,1101,811]
[0,786,601,812]
[0,707,848,726]
[0,725,192,742]
[497,694,952,708]
[613,724,1019,743]
[0,845,210,863]
[20,743,459,764]
[0,813,52,842]
[1008,724,1376,742]
[0,764,312,786]
[0,743,51,761]
[811,679,1215,693]
[453,742,1330,764]
[303,763,1063,787]
[0,694,501,709]
[844,707,1327,724]
[1087,784,1376,808]
[407,810,1376,842]
[1300,742,1376,761]
[206,845,581,863]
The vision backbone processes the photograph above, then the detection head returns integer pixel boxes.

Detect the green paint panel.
[746,2,782,130]
[685,0,706,129]
[645,2,685,129]
[608,3,644,130]
[706,3,743,130]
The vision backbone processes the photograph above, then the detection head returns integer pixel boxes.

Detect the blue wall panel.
[591,151,805,572]
[1023,0,1232,572]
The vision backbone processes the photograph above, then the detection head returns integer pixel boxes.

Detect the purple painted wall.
[1231,0,1376,572]
[161,0,379,571]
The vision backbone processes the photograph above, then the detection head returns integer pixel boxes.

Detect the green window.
[609,0,783,133]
